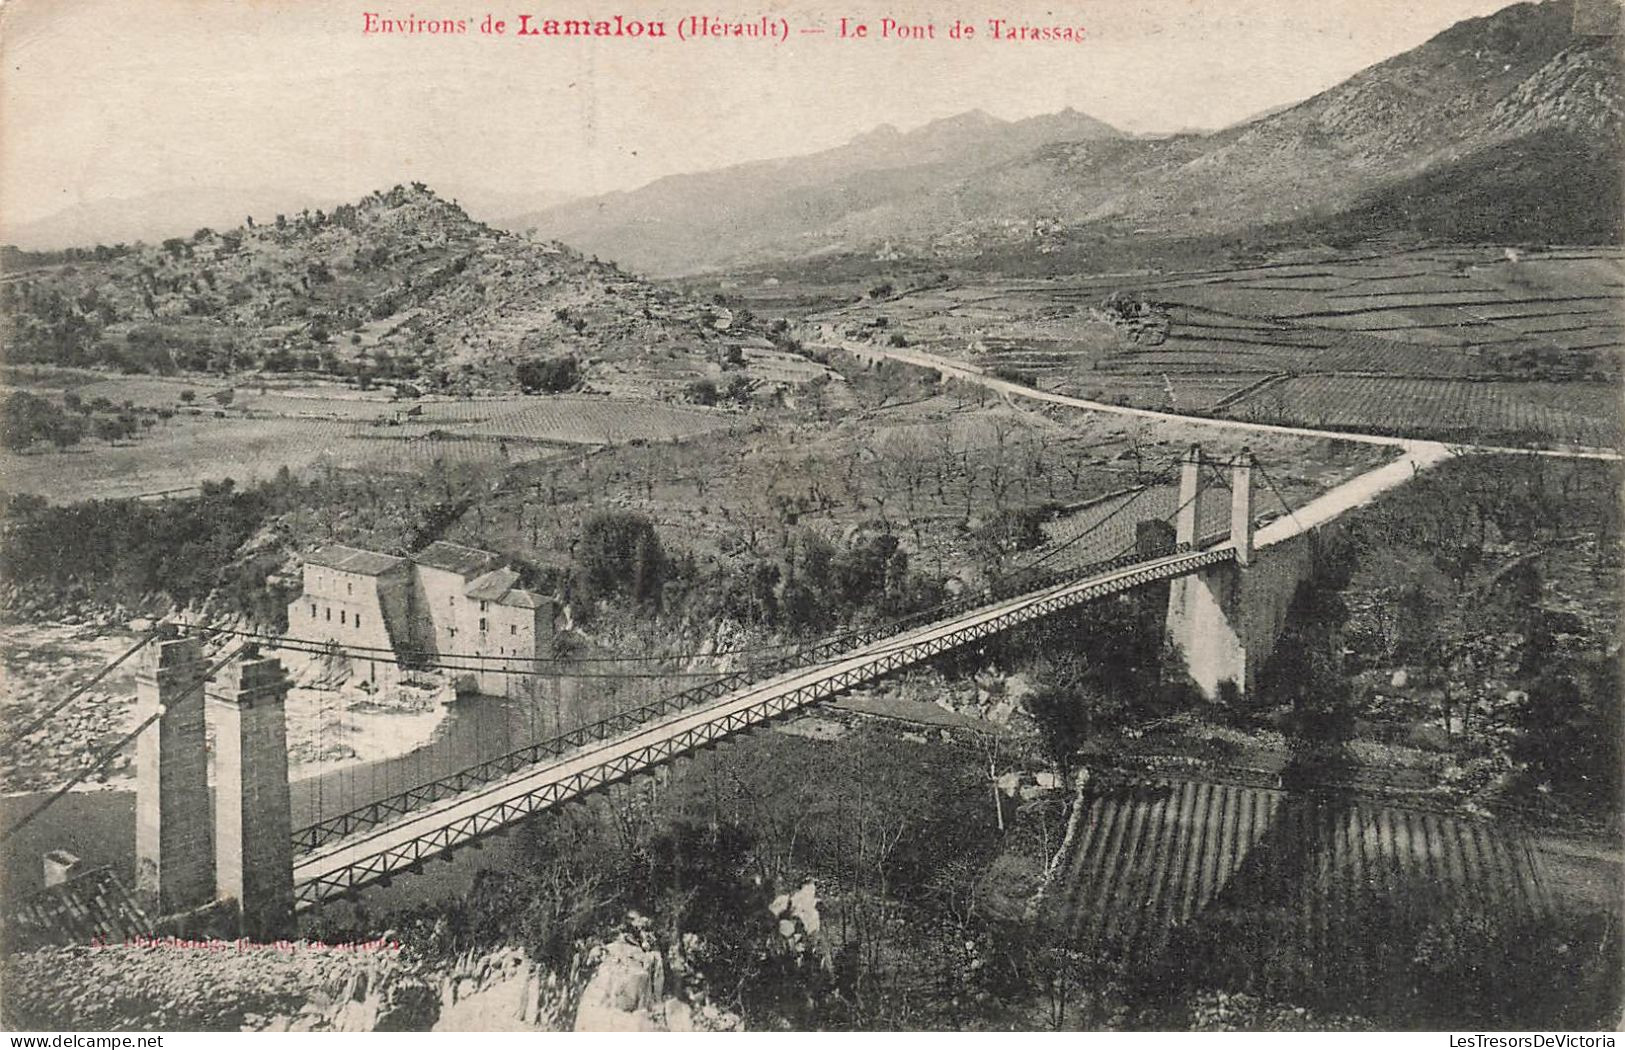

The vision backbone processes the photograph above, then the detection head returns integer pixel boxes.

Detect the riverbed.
[0,667,643,909]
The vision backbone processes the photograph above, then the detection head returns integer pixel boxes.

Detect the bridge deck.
[292,545,1236,906]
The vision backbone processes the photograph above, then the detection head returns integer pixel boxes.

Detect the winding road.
[828,337,1622,463]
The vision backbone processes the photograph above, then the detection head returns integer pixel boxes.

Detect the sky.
[0,0,1523,228]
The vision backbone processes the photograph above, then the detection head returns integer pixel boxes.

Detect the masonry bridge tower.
[135,627,295,940]
[120,446,1321,919]
[1162,444,1315,699]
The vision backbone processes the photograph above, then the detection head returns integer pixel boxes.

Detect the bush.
[683,379,719,406]
[574,511,668,607]
[516,354,581,394]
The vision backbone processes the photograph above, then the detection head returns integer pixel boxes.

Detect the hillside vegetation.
[2,184,750,397]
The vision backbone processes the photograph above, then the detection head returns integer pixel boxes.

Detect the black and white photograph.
[0,0,1621,1034]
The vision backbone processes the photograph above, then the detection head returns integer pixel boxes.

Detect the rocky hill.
[507,108,1122,276]
[519,0,1622,273]
[832,0,1622,260]
[1,183,746,393]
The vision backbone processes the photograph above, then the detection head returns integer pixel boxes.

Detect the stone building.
[285,545,414,684]
[285,540,554,697]
[409,541,503,657]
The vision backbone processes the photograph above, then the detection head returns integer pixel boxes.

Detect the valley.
[734,243,1625,451]
[1,0,1621,1035]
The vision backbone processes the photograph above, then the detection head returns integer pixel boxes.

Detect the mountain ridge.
[515,0,1622,274]
[503,107,1123,274]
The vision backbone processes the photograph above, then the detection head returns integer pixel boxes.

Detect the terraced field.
[1039,775,1551,1007]
[818,246,1624,450]
[1226,376,1624,448]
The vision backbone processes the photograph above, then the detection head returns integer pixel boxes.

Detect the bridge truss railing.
[293,545,1238,907]
[290,536,1224,855]
[293,614,936,853]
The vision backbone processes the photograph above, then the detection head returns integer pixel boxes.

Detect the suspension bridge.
[4,443,1354,936]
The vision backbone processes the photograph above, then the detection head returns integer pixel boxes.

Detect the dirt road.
[830,338,1622,464]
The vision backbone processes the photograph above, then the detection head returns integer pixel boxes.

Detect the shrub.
[516,355,581,394]
[574,511,668,607]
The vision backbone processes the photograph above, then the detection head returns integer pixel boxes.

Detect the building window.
[310,603,317,618]
[480,600,488,613]
[325,607,331,622]
[347,581,353,595]
[355,614,362,629]
[479,618,488,632]
[510,624,517,636]
[340,610,346,625]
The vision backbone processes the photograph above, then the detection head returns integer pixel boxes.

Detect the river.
[0,672,661,917]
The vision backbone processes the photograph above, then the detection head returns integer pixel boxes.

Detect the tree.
[974,506,1050,571]
[211,388,235,408]
[722,375,753,405]
[574,511,668,607]
[1026,684,1092,787]
[93,417,125,445]
[684,379,719,406]
[48,415,86,450]
[1,392,64,451]
[1511,656,1621,805]
[516,355,580,394]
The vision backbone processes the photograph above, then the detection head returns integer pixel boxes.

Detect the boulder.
[664,998,695,1032]
[574,939,666,1032]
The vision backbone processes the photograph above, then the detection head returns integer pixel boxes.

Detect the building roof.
[413,541,501,578]
[465,567,521,601]
[8,867,151,952]
[464,567,552,611]
[499,589,550,610]
[304,544,409,576]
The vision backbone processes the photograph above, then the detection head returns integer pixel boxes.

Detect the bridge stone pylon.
[135,627,215,916]
[208,648,295,940]
[1174,443,1202,546]
[1165,445,1273,698]
[1231,447,1255,566]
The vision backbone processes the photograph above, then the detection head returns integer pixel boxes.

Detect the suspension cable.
[1254,457,1309,537]
[1,628,160,746]
[1,643,249,844]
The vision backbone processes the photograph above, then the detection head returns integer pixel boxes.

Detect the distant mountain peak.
[924,109,1000,129]
[506,102,1123,274]
[853,122,903,143]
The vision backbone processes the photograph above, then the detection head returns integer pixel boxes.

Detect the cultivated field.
[0,371,737,502]
[804,246,1624,450]
[1040,774,1551,1007]
[1227,376,1624,448]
